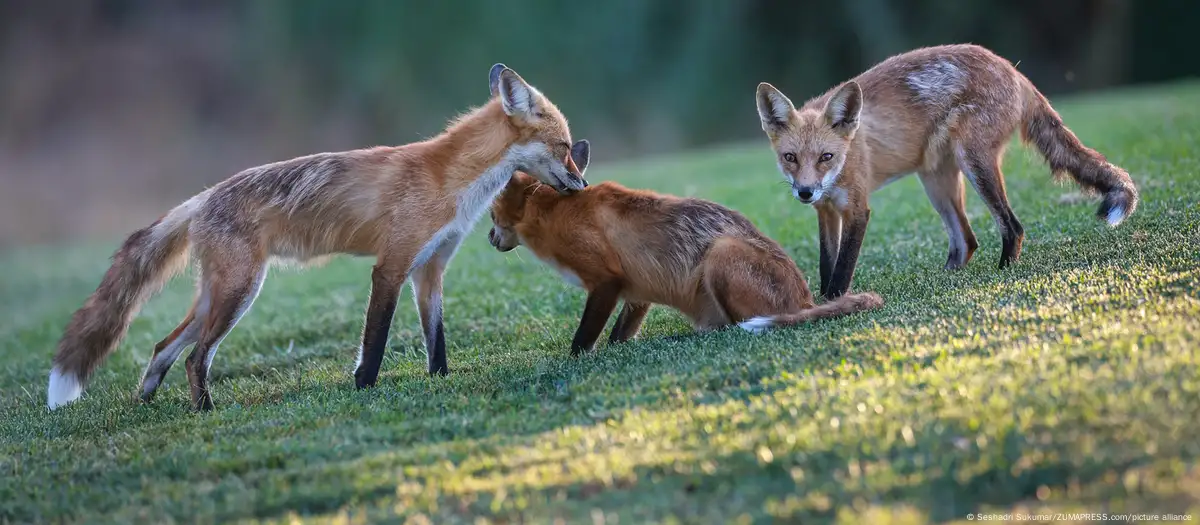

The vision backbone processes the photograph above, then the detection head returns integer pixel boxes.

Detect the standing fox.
[48,64,587,411]
[487,141,883,351]
[755,44,1139,299]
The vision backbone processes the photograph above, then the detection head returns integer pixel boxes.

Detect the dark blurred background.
[1,0,1196,245]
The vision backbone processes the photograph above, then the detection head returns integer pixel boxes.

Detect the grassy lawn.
[1,81,1199,524]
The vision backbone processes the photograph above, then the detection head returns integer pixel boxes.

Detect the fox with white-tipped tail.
[48,63,587,411]
[487,141,884,351]
[756,44,1140,301]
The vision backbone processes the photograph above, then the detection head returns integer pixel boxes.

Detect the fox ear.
[489,63,507,96]
[498,68,536,118]
[570,140,591,173]
[756,82,795,133]
[824,81,863,136]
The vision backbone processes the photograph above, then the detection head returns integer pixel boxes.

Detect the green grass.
[2,81,1199,525]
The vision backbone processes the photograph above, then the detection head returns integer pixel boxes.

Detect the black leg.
[609,301,651,344]
[571,282,622,355]
[428,319,447,376]
[816,206,842,298]
[825,207,871,300]
[960,153,1025,268]
[355,265,403,388]
[818,234,837,298]
[412,256,451,377]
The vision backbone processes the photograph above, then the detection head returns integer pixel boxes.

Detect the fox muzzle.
[792,184,821,204]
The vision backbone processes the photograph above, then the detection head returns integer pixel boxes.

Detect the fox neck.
[421,100,562,262]
[430,99,524,193]
[513,220,587,290]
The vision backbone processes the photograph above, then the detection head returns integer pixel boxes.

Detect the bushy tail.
[737,292,884,334]
[48,192,207,409]
[1020,79,1139,226]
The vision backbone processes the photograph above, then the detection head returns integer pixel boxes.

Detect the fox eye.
[819,152,833,162]
[783,152,797,163]
[534,111,547,119]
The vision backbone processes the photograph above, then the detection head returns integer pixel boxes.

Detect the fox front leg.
[570,281,622,355]
[355,263,408,389]
[815,205,843,298]
[824,206,871,300]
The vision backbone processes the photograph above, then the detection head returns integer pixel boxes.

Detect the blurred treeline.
[1,0,1196,245]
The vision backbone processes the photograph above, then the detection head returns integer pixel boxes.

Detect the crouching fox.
[487,140,883,353]
[49,64,587,411]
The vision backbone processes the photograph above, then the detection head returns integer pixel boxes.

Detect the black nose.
[797,188,814,200]
[488,228,495,242]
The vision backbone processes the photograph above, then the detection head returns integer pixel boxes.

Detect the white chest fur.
[410,145,539,272]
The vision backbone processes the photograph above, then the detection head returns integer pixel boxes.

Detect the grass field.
[1,81,1199,524]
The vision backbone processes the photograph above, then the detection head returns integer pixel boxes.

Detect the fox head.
[756,81,863,205]
[489,139,591,252]
[489,63,587,194]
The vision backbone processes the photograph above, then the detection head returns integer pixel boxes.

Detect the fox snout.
[535,165,587,195]
[558,139,591,193]
[558,157,588,193]
[792,183,821,204]
[488,226,518,252]
[558,168,588,193]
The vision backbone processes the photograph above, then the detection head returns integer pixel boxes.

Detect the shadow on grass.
[23,219,1181,445]
[6,197,1194,523]
[171,393,1160,524]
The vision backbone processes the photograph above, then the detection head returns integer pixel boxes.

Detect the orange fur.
[48,65,586,411]
[488,148,883,353]
[757,44,1139,299]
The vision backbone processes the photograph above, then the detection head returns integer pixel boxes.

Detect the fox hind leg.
[609,301,651,344]
[957,147,1024,268]
[701,238,813,327]
[185,250,267,411]
[138,289,209,402]
[919,159,979,270]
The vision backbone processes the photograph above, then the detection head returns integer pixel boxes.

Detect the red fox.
[48,64,587,411]
[755,44,1139,299]
[487,140,883,352]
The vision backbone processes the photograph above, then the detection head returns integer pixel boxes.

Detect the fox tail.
[738,292,884,334]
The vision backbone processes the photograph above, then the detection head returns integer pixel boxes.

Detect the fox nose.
[487,228,495,243]
[569,172,587,190]
[797,187,815,201]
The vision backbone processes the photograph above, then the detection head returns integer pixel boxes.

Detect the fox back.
[490,172,806,312]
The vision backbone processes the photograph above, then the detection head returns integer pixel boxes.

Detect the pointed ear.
[498,68,536,118]
[488,63,507,96]
[570,140,590,173]
[824,81,863,136]
[756,82,796,133]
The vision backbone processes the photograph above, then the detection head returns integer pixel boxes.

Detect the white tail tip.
[1105,205,1127,227]
[738,316,775,334]
[47,367,83,409]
